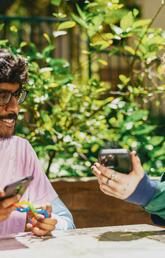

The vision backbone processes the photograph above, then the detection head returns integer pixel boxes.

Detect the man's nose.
[5,96,19,114]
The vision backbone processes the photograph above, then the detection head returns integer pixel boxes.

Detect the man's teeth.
[2,119,14,123]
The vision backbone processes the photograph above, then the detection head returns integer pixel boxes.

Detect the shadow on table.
[98,230,165,243]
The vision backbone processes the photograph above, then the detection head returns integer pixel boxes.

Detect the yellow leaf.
[10,25,18,32]
[43,33,51,43]
[124,46,135,55]
[98,59,108,66]
[58,21,76,30]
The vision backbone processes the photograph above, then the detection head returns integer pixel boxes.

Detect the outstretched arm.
[92,152,165,225]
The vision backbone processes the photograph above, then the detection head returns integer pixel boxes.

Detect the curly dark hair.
[0,49,28,85]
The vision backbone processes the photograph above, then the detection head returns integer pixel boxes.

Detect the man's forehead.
[0,82,20,92]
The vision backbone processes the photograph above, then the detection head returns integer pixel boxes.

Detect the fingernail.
[26,223,33,229]
[16,194,21,200]
[132,150,137,156]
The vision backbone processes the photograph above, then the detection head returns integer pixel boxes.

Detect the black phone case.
[0,175,33,201]
[98,149,132,174]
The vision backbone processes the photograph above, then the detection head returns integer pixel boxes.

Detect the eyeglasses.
[0,88,28,106]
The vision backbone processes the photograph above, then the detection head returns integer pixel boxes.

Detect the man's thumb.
[131,151,144,176]
[0,190,5,197]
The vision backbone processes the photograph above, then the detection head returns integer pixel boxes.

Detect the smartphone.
[0,175,33,201]
[98,149,132,174]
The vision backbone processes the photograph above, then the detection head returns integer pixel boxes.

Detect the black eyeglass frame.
[0,88,28,106]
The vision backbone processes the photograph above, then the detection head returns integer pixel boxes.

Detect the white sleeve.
[51,197,75,230]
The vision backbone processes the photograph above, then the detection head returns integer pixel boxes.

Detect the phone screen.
[0,175,33,201]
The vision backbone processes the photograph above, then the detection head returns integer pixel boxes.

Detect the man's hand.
[26,204,57,237]
[0,192,20,221]
[92,151,144,200]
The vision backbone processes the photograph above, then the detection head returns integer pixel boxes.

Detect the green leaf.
[58,21,76,30]
[124,46,135,55]
[120,11,134,30]
[0,23,4,31]
[119,74,130,85]
[86,3,99,8]
[98,59,108,66]
[130,112,148,122]
[91,40,113,50]
[53,12,66,18]
[51,0,61,6]
[133,125,156,135]
[43,33,51,43]
[150,136,164,146]
[10,25,18,32]
[152,145,165,158]
[133,19,150,28]
[71,13,88,29]
[20,42,27,48]
[0,39,8,46]
[76,4,86,20]
[133,9,139,17]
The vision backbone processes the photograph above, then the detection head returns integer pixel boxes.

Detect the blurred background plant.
[0,0,165,177]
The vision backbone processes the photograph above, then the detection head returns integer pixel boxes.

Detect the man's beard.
[0,113,18,138]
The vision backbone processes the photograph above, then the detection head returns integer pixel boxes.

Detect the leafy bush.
[0,0,165,177]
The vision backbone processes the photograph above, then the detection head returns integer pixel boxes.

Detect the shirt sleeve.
[126,172,165,225]
[126,173,157,206]
[51,197,75,230]
[144,181,165,224]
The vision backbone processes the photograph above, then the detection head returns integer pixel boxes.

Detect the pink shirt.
[0,136,58,235]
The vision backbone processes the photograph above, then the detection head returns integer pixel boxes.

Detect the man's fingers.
[0,205,16,221]
[94,163,123,182]
[26,217,57,237]
[0,194,20,208]
[0,206,15,216]
[32,227,49,237]
[0,190,5,197]
[99,174,119,191]
[37,217,57,226]
[91,165,101,176]
[35,221,56,231]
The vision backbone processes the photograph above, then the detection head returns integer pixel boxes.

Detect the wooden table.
[0,224,165,258]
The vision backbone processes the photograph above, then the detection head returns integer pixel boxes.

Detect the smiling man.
[0,49,75,236]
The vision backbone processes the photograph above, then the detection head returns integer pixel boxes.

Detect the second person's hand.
[92,151,144,200]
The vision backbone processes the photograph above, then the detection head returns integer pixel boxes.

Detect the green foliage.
[52,0,165,176]
[1,0,165,177]
[51,0,61,6]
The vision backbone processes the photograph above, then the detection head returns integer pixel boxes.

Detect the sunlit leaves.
[71,13,88,29]
[12,0,165,177]
[0,23,4,31]
[120,11,134,30]
[51,0,61,6]
[58,21,76,30]
[119,74,130,85]
[43,33,51,43]
[10,25,18,32]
